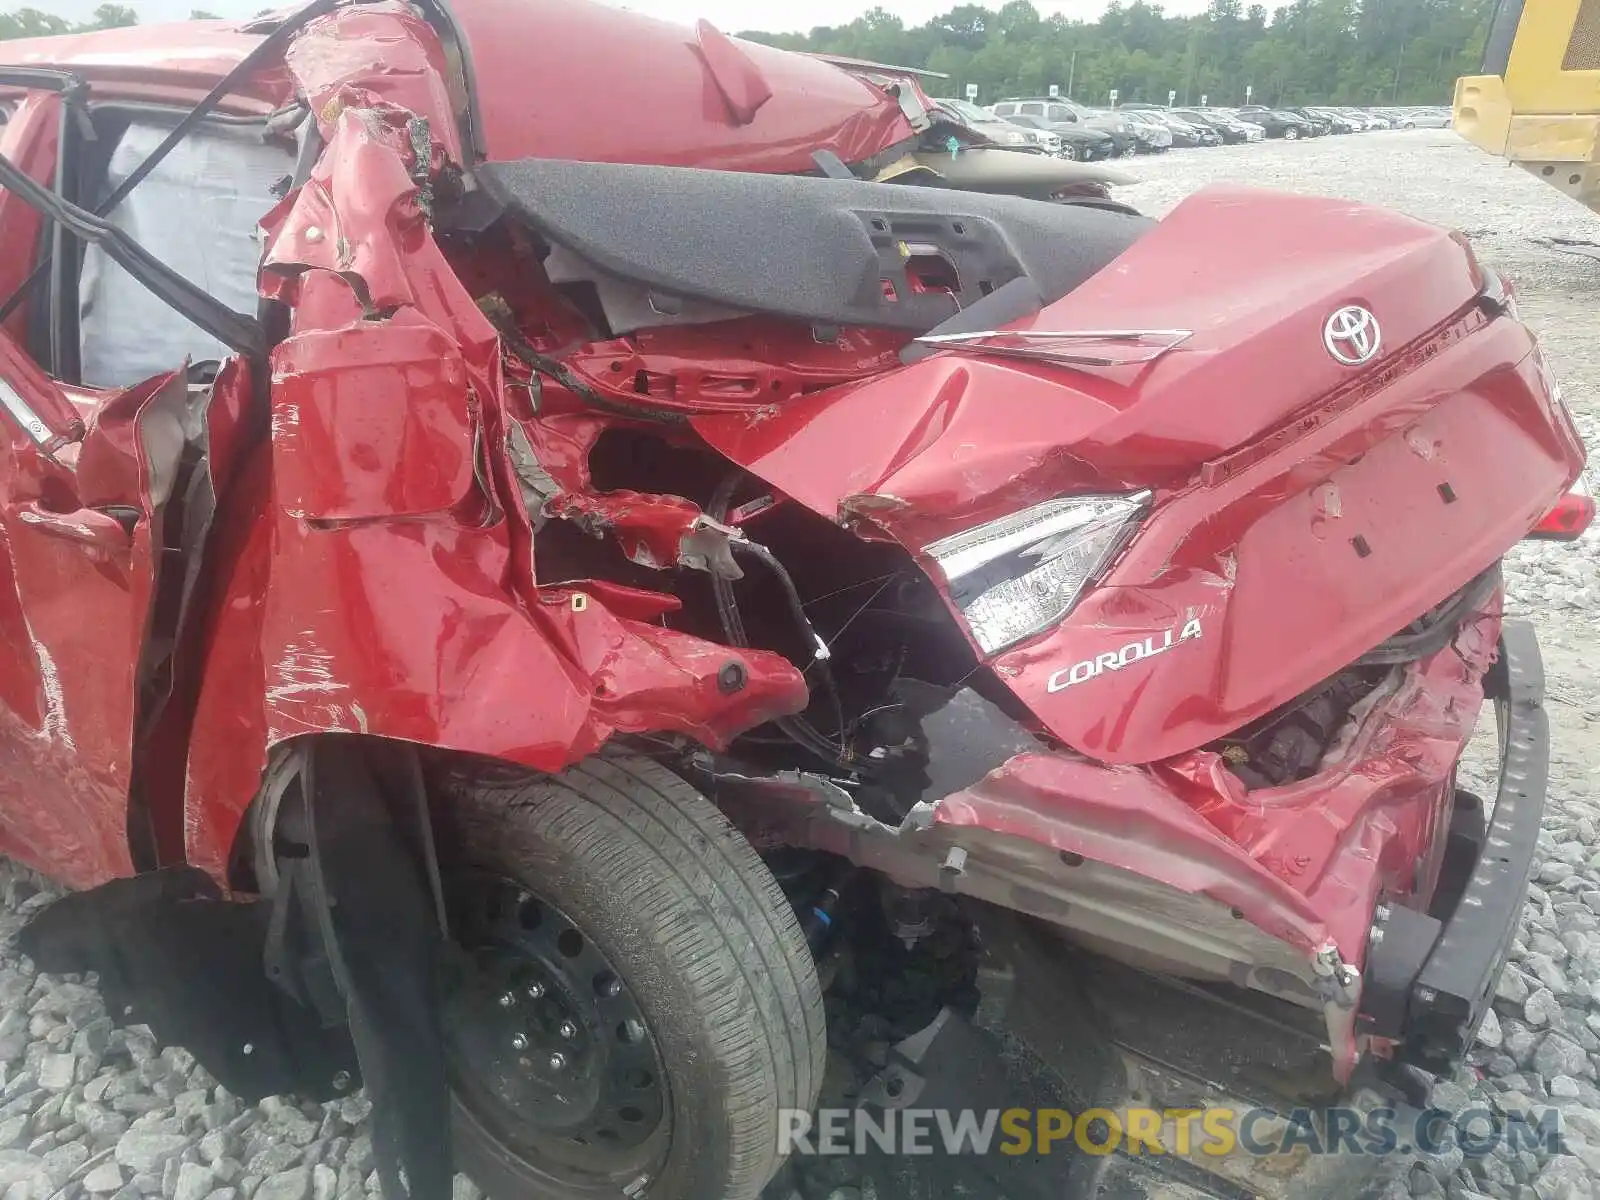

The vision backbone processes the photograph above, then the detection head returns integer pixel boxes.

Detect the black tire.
[434,753,826,1200]
[1284,127,1301,140]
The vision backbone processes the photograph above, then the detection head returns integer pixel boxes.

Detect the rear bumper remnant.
[1392,620,1548,1072]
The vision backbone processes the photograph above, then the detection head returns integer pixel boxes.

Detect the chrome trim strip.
[0,376,55,446]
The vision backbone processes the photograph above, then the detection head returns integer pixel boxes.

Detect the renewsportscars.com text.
[778,1106,1566,1158]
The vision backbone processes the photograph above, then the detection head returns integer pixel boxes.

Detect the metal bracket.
[913,327,1194,368]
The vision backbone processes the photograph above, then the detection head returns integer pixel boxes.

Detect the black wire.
[733,540,851,742]
[488,311,687,427]
[0,155,264,358]
[708,469,860,772]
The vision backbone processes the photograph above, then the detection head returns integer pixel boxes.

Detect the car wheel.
[1060,144,1078,160]
[1284,127,1300,140]
[434,753,826,1200]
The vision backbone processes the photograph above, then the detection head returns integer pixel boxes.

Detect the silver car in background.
[991,97,1140,156]
[1109,108,1174,152]
[937,98,1063,155]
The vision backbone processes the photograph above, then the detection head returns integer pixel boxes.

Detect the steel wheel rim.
[441,871,670,1176]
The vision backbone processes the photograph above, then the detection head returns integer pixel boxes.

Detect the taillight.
[1478,266,1519,320]
[1529,482,1595,541]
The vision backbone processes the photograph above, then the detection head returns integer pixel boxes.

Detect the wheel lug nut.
[511,1033,529,1051]
[548,1052,567,1071]
[526,982,544,1000]
[498,992,515,1008]
[558,1021,577,1040]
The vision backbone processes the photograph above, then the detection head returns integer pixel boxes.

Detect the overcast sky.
[40,0,1217,35]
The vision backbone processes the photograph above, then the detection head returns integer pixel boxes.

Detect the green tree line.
[0,6,243,38]
[740,0,1497,108]
[0,5,140,38]
[0,0,1492,107]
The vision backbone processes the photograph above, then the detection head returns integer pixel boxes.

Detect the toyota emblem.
[1323,305,1381,366]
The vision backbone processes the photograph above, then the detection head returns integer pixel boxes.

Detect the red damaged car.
[0,2,1589,1199]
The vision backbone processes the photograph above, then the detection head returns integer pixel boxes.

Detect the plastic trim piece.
[1402,619,1547,1072]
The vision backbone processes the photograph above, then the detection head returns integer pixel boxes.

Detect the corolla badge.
[1323,305,1381,366]
[1046,618,1203,694]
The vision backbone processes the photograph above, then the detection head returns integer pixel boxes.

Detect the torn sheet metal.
[0,370,195,886]
[184,93,810,882]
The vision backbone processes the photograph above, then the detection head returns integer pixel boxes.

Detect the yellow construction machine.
[1454,0,1600,214]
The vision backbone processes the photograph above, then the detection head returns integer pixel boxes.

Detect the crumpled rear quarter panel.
[182,80,807,881]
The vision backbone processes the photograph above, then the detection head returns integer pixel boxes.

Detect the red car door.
[0,88,173,888]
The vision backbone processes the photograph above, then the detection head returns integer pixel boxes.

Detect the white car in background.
[1406,107,1455,128]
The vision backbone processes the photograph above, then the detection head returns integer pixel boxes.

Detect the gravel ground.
[0,870,398,1200]
[0,130,1596,1200]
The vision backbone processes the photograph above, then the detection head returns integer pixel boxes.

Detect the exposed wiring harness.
[709,470,861,773]
[481,298,687,427]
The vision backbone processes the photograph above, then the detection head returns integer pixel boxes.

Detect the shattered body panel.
[451,0,915,170]
[941,592,1503,1080]
[693,190,1582,762]
[0,369,168,885]
[186,90,810,879]
[0,0,1584,1161]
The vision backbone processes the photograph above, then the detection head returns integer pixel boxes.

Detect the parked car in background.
[1110,108,1173,152]
[991,98,1140,157]
[1087,121,1139,157]
[1328,106,1375,130]
[1351,107,1395,129]
[935,98,1058,154]
[1131,110,1201,147]
[1297,106,1357,133]
[1407,107,1455,128]
[1199,108,1265,140]
[1236,106,1316,139]
[1244,105,1326,135]
[1005,114,1118,161]
[1172,109,1252,144]
[1159,110,1222,146]
[1284,107,1334,135]
[1117,106,1217,147]
[1367,106,1409,128]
